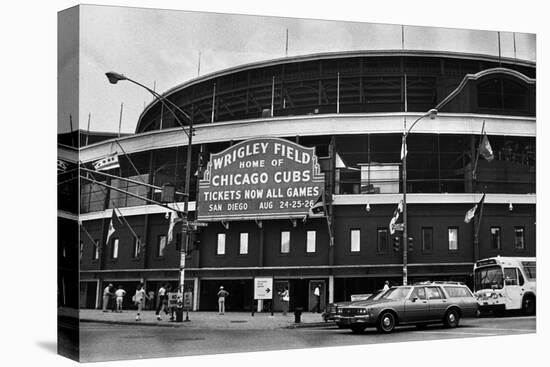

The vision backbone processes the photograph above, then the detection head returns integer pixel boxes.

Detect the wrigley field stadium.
[58,35,536,314]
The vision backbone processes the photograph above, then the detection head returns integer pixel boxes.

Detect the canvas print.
[57,5,536,362]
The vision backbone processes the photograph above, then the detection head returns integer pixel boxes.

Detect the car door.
[426,286,448,321]
[403,286,428,323]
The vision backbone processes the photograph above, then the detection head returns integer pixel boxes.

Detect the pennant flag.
[464,193,486,223]
[57,159,68,173]
[167,211,182,244]
[308,195,325,216]
[400,140,407,160]
[389,200,404,234]
[479,132,494,162]
[93,152,120,171]
[106,209,122,245]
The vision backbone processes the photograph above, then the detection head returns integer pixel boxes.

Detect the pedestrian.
[133,283,149,321]
[217,286,229,315]
[147,290,155,310]
[383,280,390,292]
[280,287,290,316]
[115,285,126,312]
[102,283,113,312]
[313,285,321,313]
[155,284,167,321]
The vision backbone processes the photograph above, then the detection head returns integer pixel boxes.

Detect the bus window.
[504,268,518,286]
[474,266,503,290]
[521,261,536,279]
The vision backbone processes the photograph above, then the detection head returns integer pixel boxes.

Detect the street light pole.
[106,71,194,304]
[401,109,437,285]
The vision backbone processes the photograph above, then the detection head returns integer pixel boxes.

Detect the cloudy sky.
[58,4,536,134]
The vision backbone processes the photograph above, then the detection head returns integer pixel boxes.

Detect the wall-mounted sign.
[197,137,325,221]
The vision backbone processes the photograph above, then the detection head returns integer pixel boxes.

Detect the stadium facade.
[75,49,536,312]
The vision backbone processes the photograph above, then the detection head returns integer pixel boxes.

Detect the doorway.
[308,280,326,313]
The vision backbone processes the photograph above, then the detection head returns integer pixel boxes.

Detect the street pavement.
[75,313,536,362]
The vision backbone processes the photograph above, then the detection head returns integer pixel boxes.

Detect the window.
[377,229,388,253]
[280,231,290,254]
[504,268,519,286]
[239,233,248,255]
[477,77,528,111]
[422,227,433,253]
[410,287,427,300]
[514,227,525,249]
[217,233,226,255]
[306,231,316,253]
[132,236,141,258]
[444,286,471,298]
[350,229,360,252]
[93,240,99,260]
[157,235,167,257]
[427,287,444,299]
[448,227,458,251]
[522,261,536,279]
[490,227,501,250]
[111,238,119,259]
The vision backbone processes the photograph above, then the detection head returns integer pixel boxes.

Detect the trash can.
[294,307,303,323]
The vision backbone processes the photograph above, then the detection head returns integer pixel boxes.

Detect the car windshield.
[380,287,411,300]
[474,266,503,290]
[367,290,383,300]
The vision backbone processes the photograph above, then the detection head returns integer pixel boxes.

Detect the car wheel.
[376,311,396,333]
[522,296,536,316]
[444,309,460,328]
[350,325,366,333]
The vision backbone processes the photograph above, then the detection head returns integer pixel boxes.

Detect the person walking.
[280,287,290,316]
[155,284,167,321]
[102,283,114,312]
[115,285,126,312]
[313,285,321,313]
[109,284,117,312]
[133,283,149,321]
[217,286,229,315]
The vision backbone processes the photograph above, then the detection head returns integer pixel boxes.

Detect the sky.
[58,4,536,134]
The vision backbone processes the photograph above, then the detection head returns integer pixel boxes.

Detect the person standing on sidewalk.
[217,286,229,315]
[382,280,390,292]
[313,285,321,313]
[155,284,167,321]
[133,283,149,321]
[115,285,126,313]
[102,283,114,312]
[280,287,290,316]
[109,284,117,312]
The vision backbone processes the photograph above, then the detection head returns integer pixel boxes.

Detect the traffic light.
[407,237,414,252]
[393,236,401,252]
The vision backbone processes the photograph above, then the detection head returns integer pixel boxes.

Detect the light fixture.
[509,201,513,211]
[365,203,371,212]
[105,71,127,84]
[428,108,438,120]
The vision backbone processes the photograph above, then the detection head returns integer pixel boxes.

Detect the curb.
[80,318,333,329]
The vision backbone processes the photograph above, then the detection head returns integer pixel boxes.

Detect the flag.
[106,209,122,244]
[479,132,494,162]
[400,140,407,160]
[93,152,120,171]
[167,211,182,244]
[389,200,404,234]
[57,159,68,173]
[308,195,325,216]
[464,193,486,223]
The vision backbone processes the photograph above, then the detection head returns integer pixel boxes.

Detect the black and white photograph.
[57,2,540,363]
[4,1,548,366]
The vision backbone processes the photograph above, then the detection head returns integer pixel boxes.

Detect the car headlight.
[337,309,343,314]
[492,293,499,299]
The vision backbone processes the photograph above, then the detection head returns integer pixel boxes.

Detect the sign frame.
[254,277,274,300]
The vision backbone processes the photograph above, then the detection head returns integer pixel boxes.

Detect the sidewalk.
[77,309,331,329]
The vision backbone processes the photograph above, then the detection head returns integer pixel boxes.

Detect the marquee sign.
[197,137,325,221]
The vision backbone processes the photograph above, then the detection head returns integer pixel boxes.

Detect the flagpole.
[473,194,486,261]
[472,120,486,181]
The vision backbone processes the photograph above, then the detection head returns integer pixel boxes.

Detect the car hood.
[343,299,396,308]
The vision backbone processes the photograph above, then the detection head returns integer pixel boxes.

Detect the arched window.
[477,77,528,111]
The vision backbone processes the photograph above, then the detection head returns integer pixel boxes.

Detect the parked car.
[335,283,478,333]
[323,290,385,324]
